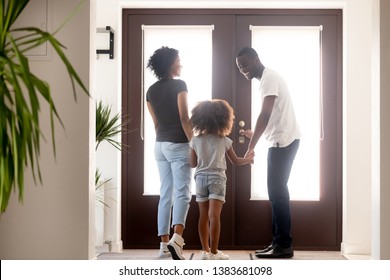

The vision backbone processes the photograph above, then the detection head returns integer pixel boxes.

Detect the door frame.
[121,8,342,250]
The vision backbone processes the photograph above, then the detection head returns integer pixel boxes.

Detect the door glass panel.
[142,25,213,195]
[250,26,322,201]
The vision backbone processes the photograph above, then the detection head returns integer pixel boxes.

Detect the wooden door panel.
[234,12,342,250]
[122,11,235,249]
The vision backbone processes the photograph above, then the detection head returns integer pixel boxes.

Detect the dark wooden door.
[121,9,342,250]
[233,11,342,250]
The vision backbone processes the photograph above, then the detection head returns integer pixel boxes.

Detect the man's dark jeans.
[267,139,300,248]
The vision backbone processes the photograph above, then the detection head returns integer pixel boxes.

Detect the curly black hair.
[146,46,179,80]
[190,99,235,137]
[236,47,259,59]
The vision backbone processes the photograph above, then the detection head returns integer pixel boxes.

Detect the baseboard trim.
[341,241,371,258]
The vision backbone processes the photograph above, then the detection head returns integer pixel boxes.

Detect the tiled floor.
[96,249,348,260]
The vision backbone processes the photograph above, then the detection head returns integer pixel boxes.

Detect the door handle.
[238,120,246,144]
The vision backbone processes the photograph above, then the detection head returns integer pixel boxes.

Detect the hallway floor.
[96,249,352,260]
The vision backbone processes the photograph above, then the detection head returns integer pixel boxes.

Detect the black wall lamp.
[96,26,114,59]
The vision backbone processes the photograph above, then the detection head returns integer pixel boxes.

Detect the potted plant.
[94,100,128,248]
[96,100,128,152]
[0,0,88,213]
[95,100,128,206]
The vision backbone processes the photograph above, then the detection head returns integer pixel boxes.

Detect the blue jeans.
[267,139,300,248]
[155,142,192,236]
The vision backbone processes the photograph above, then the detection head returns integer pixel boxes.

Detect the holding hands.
[240,129,255,161]
[244,149,255,164]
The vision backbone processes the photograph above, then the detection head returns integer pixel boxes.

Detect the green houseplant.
[0,0,88,213]
[96,100,127,152]
[95,100,128,207]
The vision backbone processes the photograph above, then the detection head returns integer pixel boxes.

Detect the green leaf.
[0,0,89,213]
[95,100,130,151]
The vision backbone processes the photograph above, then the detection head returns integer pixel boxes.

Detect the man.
[236,47,300,258]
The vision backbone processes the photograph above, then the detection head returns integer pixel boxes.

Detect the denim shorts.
[195,174,226,203]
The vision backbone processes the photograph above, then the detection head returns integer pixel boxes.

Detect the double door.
[121,9,342,250]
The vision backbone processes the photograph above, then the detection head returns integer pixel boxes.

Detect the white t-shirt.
[190,134,233,178]
[260,68,301,147]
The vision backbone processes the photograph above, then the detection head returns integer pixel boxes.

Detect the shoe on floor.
[210,250,229,260]
[167,233,186,260]
[255,244,274,254]
[159,242,171,258]
[200,250,211,260]
[255,244,293,259]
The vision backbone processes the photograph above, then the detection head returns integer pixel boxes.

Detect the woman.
[146,46,192,260]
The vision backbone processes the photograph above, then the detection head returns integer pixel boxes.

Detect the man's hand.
[239,129,254,139]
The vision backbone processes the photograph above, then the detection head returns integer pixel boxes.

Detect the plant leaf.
[95,100,130,151]
[0,0,89,213]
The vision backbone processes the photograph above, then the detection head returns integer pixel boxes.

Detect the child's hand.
[245,150,255,164]
[239,129,254,139]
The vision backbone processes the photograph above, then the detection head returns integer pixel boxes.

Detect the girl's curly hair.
[190,99,235,137]
[146,46,179,80]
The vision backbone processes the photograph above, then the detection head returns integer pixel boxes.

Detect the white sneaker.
[159,242,171,258]
[200,250,211,260]
[210,250,229,260]
[167,233,185,260]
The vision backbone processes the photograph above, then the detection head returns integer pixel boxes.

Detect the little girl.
[189,99,254,260]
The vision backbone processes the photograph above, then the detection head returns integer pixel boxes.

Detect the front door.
[121,9,342,250]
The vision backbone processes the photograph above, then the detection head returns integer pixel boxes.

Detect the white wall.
[341,0,372,256]
[94,0,123,252]
[94,0,389,258]
[0,0,93,259]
